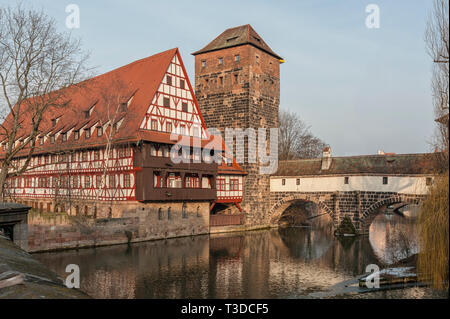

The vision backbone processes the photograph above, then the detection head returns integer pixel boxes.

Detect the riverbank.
[0,234,89,299]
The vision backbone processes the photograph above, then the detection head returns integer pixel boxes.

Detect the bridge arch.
[360,194,425,233]
[269,193,335,226]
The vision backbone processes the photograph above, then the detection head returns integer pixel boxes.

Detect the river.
[33,207,448,299]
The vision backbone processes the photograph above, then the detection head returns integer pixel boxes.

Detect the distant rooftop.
[273,153,442,176]
[192,24,283,61]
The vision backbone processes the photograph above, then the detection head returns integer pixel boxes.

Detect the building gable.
[140,51,208,139]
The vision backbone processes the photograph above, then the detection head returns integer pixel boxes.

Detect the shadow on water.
[33,208,447,299]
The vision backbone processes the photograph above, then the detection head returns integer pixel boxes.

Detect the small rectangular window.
[61,133,67,142]
[151,119,158,131]
[180,79,185,89]
[52,119,57,127]
[84,111,90,119]
[50,135,55,144]
[235,54,240,62]
[166,75,172,86]
[163,97,170,107]
[344,177,349,184]
[39,137,44,145]
[296,178,300,185]
[85,176,91,188]
[124,174,131,188]
[74,131,79,140]
[282,179,286,186]
[218,57,223,65]
[182,102,188,112]
[166,122,172,133]
[85,129,91,139]
[201,60,206,67]
[256,55,259,64]
[234,74,239,84]
[97,127,103,137]
[219,77,223,85]
[383,176,388,185]
[180,124,186,135]
[426,177,432,186]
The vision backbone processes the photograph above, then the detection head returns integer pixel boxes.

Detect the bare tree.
[92,78,130,218]
[425,0,449,161]
[278,109,327,160]
[0,4,89,200]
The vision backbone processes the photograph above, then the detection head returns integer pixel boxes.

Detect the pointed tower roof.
[192,24,283,61]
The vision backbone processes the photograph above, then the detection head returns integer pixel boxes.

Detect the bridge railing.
[210,214,245,227]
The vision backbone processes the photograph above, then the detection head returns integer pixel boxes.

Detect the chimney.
[321,146,332,170]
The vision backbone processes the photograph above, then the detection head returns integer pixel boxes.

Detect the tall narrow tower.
[193,24,283,226]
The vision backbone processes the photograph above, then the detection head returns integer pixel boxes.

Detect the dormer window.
[97,126,103,137]
[74,130,79,140]
[52,119,57,127]
[2,143,6,151]
[84,111,90,119]
[61,133,67,142]
[120,103,127,112]
[85,128,91,139]
[50,135,55,144]
[39,137,44,145]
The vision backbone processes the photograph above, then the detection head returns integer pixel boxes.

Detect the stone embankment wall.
[27,201,210,252]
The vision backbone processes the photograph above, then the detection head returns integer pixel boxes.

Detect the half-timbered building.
[0,48,245,222]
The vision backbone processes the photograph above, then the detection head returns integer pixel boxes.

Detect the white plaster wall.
[270,175,432,195]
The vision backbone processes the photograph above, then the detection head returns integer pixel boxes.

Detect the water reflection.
[33,210,445,299]
[369,205,419,265]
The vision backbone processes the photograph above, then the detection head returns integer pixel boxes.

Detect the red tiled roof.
[0,48,180,155]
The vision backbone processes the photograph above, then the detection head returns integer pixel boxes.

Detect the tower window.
[382,177,388,185]
[235,54,240,62]
[296,178,300,185]
[180,79,185,89]
[282,179,285,186]
[344,177,349,184]
[201,60,206,67]
[218,57,223,65]
[426,177,432,186]
[166,75,172,86]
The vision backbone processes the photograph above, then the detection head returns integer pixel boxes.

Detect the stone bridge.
[268,151,439,234]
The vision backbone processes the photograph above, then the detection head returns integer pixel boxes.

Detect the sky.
[1,0,438,156]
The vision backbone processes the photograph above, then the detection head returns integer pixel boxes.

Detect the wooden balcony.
[210,214,245,227]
